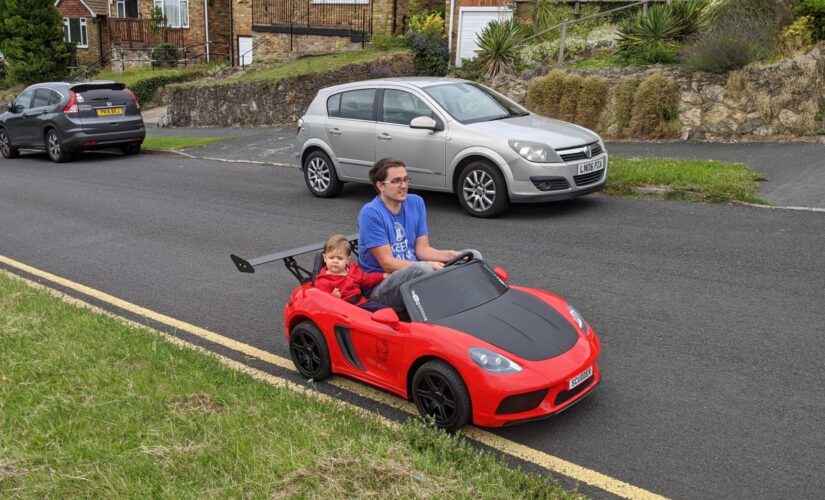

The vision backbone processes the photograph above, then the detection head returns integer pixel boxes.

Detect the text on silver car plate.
[576,158,604,175]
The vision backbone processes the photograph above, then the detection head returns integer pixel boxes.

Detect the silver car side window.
[14,89,34,111]
[381,89,435,126]
[332,89,375,121]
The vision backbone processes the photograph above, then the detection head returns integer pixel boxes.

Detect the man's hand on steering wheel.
[443,250,476,268]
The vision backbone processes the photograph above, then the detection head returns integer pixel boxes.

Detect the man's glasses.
[381,176,411,186]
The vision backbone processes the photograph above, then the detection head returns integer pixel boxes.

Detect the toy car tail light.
[125,88,140,110]
[63,91,78,114]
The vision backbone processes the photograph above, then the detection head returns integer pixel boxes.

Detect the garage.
[454,6,513,66]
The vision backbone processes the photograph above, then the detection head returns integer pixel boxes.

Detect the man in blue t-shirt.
[358,158,474,312]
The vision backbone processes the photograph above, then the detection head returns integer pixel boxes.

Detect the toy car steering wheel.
[444,250,476,268]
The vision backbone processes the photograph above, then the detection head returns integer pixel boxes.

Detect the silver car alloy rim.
[48,132,61,159]
[0,131,9,156]
[307,156,330,192]
[462,170,495,212]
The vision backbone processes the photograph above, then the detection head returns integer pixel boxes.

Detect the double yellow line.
[0,253,666,500]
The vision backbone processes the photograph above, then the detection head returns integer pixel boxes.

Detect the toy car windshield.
[401,260,508,323]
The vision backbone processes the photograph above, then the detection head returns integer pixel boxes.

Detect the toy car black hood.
[429,289,580,361]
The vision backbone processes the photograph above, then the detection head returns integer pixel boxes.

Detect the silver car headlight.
[567,303,590,334]
[469,347,522,374]
[508,139,560,163]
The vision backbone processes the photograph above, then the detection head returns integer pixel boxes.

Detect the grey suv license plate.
[576,158,604,175]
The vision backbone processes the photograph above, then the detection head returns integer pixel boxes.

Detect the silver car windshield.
[423,82,529,125]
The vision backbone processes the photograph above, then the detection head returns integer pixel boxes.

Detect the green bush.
[617,1,708,65]
[525,70,566,117]
[369,33,405,51]
[152,43,179,68]
[475,18,529,78]
[558,73,582,122]
[798,0,825,40]
[628,73,680,138]
[131,74,190,105]
[575,75,609,130]
[525,70,607,129]
[406,11,447,76]
[682,15,774,72]
[777,15,816,55]
[529,0,601,40]
[614,76,639,136]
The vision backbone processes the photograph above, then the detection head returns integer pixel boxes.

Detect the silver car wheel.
[48,131,61,159]
[0,131,9,156]
[307,156,331,192]
[462,170,496,212]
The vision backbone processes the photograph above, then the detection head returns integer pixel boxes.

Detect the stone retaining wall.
[168,53,415,127]
[488,43,825,141]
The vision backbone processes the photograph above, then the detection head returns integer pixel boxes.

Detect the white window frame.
[153,0,189,28]
[63,17,88,48]
[116,0,126,17]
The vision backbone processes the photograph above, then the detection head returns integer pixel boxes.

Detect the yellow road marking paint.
[0,254,667,499]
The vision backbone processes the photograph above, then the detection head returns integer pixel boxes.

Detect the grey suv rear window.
[327,89,375,121]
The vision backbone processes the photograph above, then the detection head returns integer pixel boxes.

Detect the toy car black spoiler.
[230,233,358,283]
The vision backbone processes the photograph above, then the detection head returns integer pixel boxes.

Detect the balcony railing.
[252,0,372,34]
[109,18,186,48]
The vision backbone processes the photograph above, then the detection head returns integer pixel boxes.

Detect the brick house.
[54,0,111,66]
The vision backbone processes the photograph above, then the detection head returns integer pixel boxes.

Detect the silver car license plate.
[569,366,593,390]
[576,158,604,175]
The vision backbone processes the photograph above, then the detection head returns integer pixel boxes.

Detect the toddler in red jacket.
[315,234,389,307]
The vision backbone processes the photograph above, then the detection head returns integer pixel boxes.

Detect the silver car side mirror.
[409,116,442,131]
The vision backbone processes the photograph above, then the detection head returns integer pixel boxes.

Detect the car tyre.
[121,142,141,155]
[46,129,71,163]
[457,161,509,218]
[289,321,332,381]
[412,360,471,432]
[0,128,20,159]
[303,150,343,198]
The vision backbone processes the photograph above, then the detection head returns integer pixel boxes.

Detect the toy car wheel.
[457,160,509,218]
[0,128,20,159]
[46,129,71,163]
[412,360,471,432]
[289,321,332,380]
[304,150,343,198]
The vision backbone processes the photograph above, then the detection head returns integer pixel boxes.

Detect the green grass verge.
[0,272,581,498]
[95,64,223,90]
[209,49,409,86]
[607,156,769,204]
[142,136,231,151]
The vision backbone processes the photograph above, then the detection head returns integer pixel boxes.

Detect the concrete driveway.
[146,126,825,209]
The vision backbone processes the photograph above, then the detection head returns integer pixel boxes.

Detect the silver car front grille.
[557,142,603,162]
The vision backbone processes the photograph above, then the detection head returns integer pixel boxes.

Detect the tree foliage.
[1,0,73,85]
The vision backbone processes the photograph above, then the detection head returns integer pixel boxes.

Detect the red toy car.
[232,236,600,431]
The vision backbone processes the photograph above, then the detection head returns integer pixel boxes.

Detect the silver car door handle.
[378,133,392,141]
[328,128,342,136]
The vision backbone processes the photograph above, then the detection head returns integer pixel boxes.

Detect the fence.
[109,18,186,49]
[67,41,231,79]
[252,0,372,31]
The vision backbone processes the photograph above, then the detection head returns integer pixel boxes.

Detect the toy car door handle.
[328,128,342,136]
[377,132,392,140]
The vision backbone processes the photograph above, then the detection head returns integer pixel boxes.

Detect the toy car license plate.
[569,366,593,390]
[576,159,604,175]
[97,107,123,117]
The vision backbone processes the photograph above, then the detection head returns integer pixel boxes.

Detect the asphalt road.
[1,150,824,499]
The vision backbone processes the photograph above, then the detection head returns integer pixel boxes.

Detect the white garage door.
[456,7,513,66]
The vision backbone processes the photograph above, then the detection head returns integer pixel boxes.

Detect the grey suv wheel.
[303,150,343,198]
[0,128,20,159]
[457,161,509,218]
[46,129,71,163]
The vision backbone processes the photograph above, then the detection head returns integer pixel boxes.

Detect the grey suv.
[295,77,608,217]
[0,81,145,163]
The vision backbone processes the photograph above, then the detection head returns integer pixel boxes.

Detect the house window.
[311,0,368,3]
[116,0,126,17]
[153,0,189,28]
[63,18,88,48]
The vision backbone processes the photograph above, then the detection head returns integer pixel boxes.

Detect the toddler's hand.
[383,273,391,278]
[332,288,341,297]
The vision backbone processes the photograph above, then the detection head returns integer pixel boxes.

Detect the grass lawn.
[607,157,769,204]
[95,64,222,90]
[211,49,409,85]
[0,271,580,498]
[142,136,231,151]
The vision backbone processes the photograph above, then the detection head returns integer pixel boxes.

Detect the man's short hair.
[324,234,352,255]
[369,158,407,191]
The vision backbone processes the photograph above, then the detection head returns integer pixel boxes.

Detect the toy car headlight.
[469,347,522,374]
[567,303,589,334]
[508,140,560,163]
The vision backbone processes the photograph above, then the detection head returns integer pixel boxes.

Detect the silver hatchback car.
[295,77,608,217]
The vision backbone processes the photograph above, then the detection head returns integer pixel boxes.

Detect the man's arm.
[368,245,420,272]
[414,236,459,265]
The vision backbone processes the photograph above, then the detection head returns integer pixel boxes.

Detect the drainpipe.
[447,0,455,66]
[204,0,210,62]
[97,17,104,67]
[229,0,234,66]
